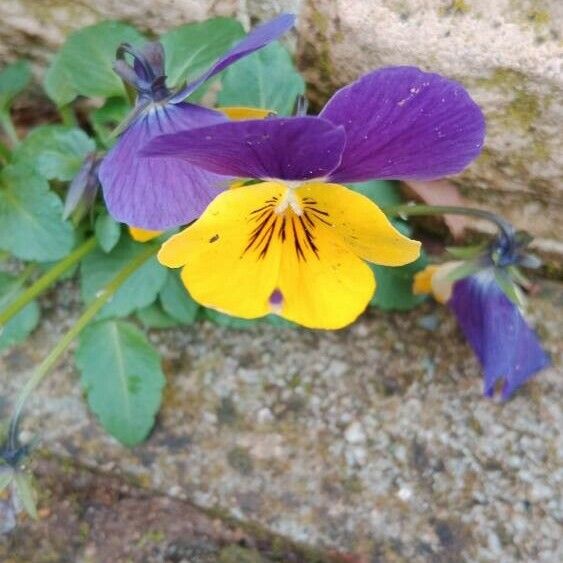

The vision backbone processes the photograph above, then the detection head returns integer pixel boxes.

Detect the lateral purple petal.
[143,117,346,181]
[449,272,550,400]
[321,66,486,183]
[99,102,228,230]
[170,13,295,103]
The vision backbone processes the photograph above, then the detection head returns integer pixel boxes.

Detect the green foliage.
[137,303,179,329]
[13,472,38,519]
[348,180,403,208]
[0,165,75,261]
[203,309,259,329]
[0,467,13,493]
[44,21,145,105]
[80,237,167,319]
[0,272,40,351]
[91,97,129,147]
[13,125,95,181]
[370,253,428,311]
[159,271,200,325]
[76,320,165,446]
[218,42,305,115]
[160,17,245,91]
[0,60,31,111]
[94,213,121,253]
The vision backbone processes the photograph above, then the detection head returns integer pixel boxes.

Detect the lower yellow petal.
[296,182,420,266]
[413,262,461,304]
[129,226,162,242]
[158,182,285,318]
[277,221,375,329]
[413,265,439,295]
[218,106,274,121]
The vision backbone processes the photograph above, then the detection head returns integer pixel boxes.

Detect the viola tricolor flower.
[414,231,550,399]
[144,66,485,329]
[98,14,295,230]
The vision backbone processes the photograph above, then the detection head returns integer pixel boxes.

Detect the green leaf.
[203,309,260,329]
[94,213,121,253]
[13,472,38,520]
[13,125,95,181]
[218,42,305,115]
[0,272,40,351]
[446,243,487,260]
[0,467,14,493]
[44,21,145,105]
[0,164,75,261]
[91,97,129,147]
[159,271,200,325]
[370,252,429,311]
[137,303,179,329]
[76,320,165,446]
[347,180,403,208]
[80,237,166,319]
[160,17,244,91]
[0,60,31,111]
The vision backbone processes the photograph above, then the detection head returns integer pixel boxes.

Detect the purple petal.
[143,116,346,181]
[321,66,486,183]
[99,102,229,230]
[449,271,550,399]
[170,13,295,103]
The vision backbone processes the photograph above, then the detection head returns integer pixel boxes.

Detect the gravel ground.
[1,281,561,562]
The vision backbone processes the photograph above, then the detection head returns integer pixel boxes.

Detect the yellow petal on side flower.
[158,182,286,318]
[296,182,421,267]
[218,106,275,121]
[413,265,439,296]
[129,226,162,242]
[277,221,375,329]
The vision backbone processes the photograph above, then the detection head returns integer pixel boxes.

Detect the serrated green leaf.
[0,165,75,261]
[370,252,428,311]
[218,41,305,115]
[13,125,95,181]
[80,237,166,319]
[137,303,179,329]
[94,213,121,253]
[0,272,40,351]
[347,180,403,209]
[76,320,165,446]
[159,271,200,325]
[0,468,14,493]
[44,21,144,105]
[13,472,38,520]
[0,60,31,111]
[160,18,244,91]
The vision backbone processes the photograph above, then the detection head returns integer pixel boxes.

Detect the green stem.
[0,111,20,148]
[59,104,77,127]
[8,243,157,449]
[0,238,97,328]
[0,139,11,164]
[383,204,515,240]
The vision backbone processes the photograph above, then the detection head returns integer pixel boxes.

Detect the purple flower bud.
[63,152,101,220]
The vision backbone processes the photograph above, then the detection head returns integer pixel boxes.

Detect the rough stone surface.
[1,281,561,561]
[0,0,562,245]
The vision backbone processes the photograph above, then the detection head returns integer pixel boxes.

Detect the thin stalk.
[0,111,20,148]
[0,238,97,328]
[383,204,515,240]
[59,105,77,127]
[8,243,157,449]
[0,139,10,164]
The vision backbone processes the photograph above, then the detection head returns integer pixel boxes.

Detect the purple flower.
[98,14,295,230]
[450,271,550,399]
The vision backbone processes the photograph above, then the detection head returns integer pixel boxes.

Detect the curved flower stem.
[0,111,20,148]
[8,243,157,450]
[383,204,515,240]
[0,238,97,328]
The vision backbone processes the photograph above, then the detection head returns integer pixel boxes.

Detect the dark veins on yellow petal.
[243,196,332,261]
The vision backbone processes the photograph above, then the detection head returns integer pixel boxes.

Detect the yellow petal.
[277,220,375,329]
[129,226,162,242]
[296,182,421,266]
[158,182,285,318]
[218,106,275,121]
[413,265,439,295]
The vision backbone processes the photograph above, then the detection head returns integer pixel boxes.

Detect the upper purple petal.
[170,13,295,103]
[98,102,229,230]
[449,271,550,399]
[142,116,346,181]
[320,66,486,183]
